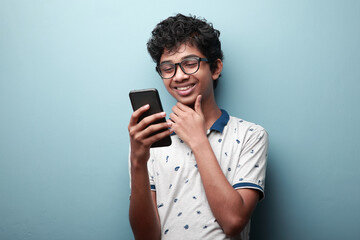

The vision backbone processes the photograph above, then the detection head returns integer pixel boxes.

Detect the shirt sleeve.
[148,149,156,191]
[232,128,268,200]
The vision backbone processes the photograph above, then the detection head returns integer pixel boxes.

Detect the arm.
[128,104,172,240]
[129,163,160,240]
[169,96,262,236]
[191,140,260,236]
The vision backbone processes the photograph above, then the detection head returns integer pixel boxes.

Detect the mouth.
[175,84,195,91]
[174,84,196,96]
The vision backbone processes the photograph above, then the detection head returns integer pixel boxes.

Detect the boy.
[128,14,268,240]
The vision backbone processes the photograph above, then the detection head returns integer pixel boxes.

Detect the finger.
[169,112,179,123]
[171,104,182,115]
[129,104,150,126]
[194,95,202,114]
[144,127,173,146]
[129,110,166,137]
[139,111,167,129]
[139,121,173,143]
[175,101,191,112]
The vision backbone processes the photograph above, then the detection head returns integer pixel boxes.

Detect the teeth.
[177,85,193,91]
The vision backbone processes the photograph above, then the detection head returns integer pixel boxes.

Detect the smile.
[174,84,196,96]
[176,84,195,91]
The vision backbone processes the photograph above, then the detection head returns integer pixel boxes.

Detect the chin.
[175,96,196,106]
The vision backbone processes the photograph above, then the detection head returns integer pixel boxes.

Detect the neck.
[197,94,222,130]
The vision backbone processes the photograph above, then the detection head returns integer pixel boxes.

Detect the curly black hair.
[147,14,224,88]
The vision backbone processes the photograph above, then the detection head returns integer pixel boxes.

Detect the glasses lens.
[159,63,175,78]
[181,58,199,74]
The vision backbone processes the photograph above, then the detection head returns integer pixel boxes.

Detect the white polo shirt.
[146,110,268,240]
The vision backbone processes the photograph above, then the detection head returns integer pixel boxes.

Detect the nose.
[173,64,189,82]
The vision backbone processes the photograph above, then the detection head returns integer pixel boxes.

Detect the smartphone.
[129,88,172,148]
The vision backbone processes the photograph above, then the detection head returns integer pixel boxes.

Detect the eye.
[160,64,175,73]
[182,59,198,69]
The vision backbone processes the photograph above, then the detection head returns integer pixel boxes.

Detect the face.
[159,43,222,106]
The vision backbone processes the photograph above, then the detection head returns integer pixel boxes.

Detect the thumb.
[195,95,203,115]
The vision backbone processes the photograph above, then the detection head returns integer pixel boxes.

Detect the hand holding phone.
[129,88,172,148]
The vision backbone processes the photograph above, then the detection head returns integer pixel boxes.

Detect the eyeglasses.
[156,57,208,79]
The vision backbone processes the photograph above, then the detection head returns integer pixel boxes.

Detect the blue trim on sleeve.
[150,185,156,190]
[233,182,264,192]
[210,109,230,133]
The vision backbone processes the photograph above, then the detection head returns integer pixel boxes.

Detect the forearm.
[129,162,161,240]
[192,140,252,236]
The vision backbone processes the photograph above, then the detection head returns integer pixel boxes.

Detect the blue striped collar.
[210,109,229,133]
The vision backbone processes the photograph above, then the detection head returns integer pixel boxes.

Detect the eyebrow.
[160,54,201,65]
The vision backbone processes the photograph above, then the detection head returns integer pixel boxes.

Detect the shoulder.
[227,115,268,137]
[223,115,269,151]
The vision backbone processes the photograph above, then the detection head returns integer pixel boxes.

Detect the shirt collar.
[209,109,229,133]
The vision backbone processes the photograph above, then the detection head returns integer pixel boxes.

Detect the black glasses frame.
[156,57,208,79]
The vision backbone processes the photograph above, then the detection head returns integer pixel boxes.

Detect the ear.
[211,59,223,80]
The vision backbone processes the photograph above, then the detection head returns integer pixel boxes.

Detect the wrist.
[190,136,210,152]
[130,156,149,171]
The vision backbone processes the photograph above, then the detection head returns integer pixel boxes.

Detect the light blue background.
[1,0,359,239]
